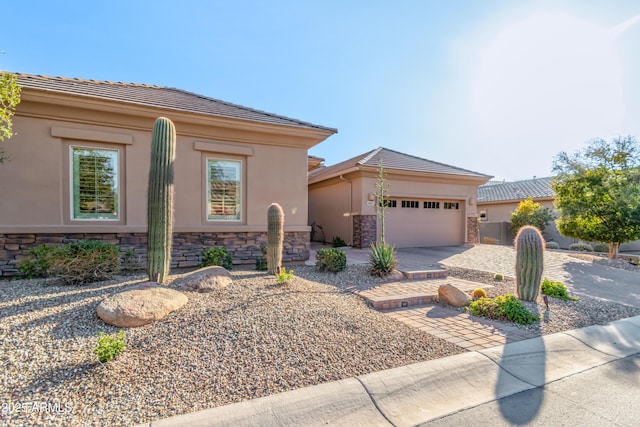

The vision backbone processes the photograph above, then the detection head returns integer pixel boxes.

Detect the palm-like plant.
[369,242,397,277]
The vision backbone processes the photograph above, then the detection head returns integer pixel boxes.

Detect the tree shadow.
[562,261,640,308]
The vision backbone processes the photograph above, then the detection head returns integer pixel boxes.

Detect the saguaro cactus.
[515,225,544,302]
[147,117,176,283]
[267,203,284,274]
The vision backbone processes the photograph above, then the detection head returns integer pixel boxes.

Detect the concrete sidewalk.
[138,316,640,427]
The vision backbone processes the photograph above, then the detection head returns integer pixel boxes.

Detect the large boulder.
[174,266,232,293]
[97,283,188,327]
[438,283,471,307]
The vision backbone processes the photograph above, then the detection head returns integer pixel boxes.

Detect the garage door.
[385,199,464,248]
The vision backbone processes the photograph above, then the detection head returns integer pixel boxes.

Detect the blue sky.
[2,0,640,181]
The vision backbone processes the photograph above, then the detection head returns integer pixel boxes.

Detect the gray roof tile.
[14,73,337,132]
[478,177,555,203]
[310,147,491,180]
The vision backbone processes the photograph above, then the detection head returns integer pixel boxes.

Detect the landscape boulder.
[438,283,471,307]
[96,283,188,327]
[174,266,232,293]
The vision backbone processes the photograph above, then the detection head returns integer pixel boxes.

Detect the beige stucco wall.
[0,94,331,234]
[307,180,352,244]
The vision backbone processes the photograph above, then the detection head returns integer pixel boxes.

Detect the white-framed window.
[70,146,119,220]
[479,210,487,221]
[207,158,241,221]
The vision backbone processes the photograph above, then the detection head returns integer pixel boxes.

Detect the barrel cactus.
[267,203,284,274]
[515,225,544,302]
[147,117,176,283]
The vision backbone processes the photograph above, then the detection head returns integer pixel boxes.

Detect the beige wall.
[0,95,330,234]
[307,180,352,244]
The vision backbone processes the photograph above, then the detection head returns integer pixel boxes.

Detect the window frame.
[67,144,123,223]
[205,157,243,223]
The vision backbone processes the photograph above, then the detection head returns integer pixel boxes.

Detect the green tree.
[552,135,640,258]
[0,72,22,164]
[510,197,554,236]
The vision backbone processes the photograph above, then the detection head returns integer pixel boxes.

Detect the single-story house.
[0,73,336,276]
[308,147,492,248]
[477,177,640,251]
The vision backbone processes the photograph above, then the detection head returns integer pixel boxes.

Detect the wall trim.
[51,126,134,144]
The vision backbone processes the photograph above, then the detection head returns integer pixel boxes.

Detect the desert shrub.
[48,240,120,285]
[472,288,487,298]
[493,273,504,281]
[94,331,126,363]
[510,198,554,236]
[569,243,593,252]
[592,243,609,253]
[316,248,347,273]
[275,267,294,284]
[331,236,347,248]
[18,244,55,279]
[467,294,539,325]
[541,278,579,301]
[545,241,560,250]
[482,237,498,245]
[369,242,397,277]
[255,244,268,271]
[201,247,233,270]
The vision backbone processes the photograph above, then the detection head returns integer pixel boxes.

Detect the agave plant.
[369,242,397,277]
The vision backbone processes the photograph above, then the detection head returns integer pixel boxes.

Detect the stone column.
[352,215,377,249]
[466,217,479,244]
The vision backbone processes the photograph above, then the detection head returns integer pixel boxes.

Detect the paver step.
[356,278,489,311]
[401,269,448,280]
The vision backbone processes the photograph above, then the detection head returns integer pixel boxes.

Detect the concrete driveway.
[396,245,640,308]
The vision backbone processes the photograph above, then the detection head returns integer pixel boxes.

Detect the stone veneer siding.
[352,215,377,249]
[0,231,309,277]
[466,217,479,245]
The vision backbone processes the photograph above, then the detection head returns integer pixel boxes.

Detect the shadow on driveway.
[562,261,640,308]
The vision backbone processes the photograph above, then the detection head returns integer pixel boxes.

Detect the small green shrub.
[592,243,609,253]
[467,294,539,325]
[18,244,55,279]
[369,242,397,277]
[569,243,593,252]
[472,288,487,299]
[275,267,294,284]
[201,247,233,270]
[316,248,347,273]
[482,237,498,245]
[331,236,347,248]
[94,331,126,363]
[545,241,560,250]
[493,273,504,281]
[255,244,268,271]
[50,240,120,285]
[541,278,579,301]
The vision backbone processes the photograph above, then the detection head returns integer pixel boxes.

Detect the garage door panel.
[385,199,464,248]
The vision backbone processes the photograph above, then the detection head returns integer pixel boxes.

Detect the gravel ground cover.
[1,265,462,427]
[446,266,640,334]
[2,260,639,427]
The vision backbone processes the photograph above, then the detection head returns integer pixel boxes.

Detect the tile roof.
[310,147,491,181]
[14,73,337,132]
[478,176,555,203]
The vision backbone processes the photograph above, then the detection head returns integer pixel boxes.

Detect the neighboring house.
[477,177,640,251]
[0,73,336,276]
[308,147,492,248]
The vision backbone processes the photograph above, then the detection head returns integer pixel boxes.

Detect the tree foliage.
[0,71,22,163]
[510,197,554,236]
[552,136,640,258]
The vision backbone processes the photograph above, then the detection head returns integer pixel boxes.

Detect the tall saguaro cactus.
[267,203,284,274]
[515,225,544,302]
[147,117,176,283]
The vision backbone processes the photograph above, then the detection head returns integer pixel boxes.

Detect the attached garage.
[308,147,492,248]
[385,198,465,248]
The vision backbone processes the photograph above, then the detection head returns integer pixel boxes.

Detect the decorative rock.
[97,283,188,327]
[174,266,232,293]
[438,284,471,307]
[385,270,406,282]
